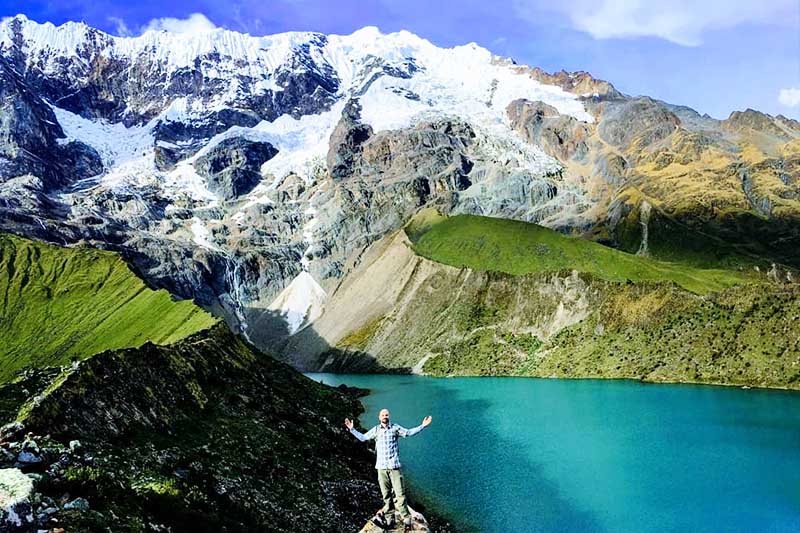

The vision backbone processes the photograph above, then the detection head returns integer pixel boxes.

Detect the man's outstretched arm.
[397,415,433,437]
[344,418,376,442]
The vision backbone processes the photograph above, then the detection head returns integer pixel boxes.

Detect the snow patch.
[268,271,327,334]
[190,217,220,251]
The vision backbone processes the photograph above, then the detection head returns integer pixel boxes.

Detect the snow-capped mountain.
[2,14,799,358]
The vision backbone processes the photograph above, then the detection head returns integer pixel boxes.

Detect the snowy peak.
[0,15,593,126]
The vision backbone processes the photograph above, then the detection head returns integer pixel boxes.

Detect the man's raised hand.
[422,415,433,427]
[344,418,354,430]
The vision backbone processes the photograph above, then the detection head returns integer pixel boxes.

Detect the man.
[345,409,432,530]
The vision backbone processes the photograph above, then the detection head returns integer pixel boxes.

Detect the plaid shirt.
[350,422,425,469]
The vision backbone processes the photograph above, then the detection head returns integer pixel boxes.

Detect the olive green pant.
[377,468,409,520]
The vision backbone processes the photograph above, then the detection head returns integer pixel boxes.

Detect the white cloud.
[779,88,800,108]
[140,13,218,35]
[515,0,798,46]
[108,16,132,37]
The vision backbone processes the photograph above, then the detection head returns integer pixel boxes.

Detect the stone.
[16,437,42,465]
[63,497,90,511]
[0,468,34,531]
[0,424,24,444]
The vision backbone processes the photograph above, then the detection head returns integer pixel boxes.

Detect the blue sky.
[3,0,800,119]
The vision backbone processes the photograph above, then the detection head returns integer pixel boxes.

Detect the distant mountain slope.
[410,212,749,294]
[279,214,798,389]
[0,232,216,382]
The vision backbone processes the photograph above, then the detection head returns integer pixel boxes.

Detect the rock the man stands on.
[345,409,432,529]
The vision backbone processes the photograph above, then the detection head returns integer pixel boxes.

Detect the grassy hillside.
[408,212,752,294]
[0,233,217,382]
[305,218,798,388]
[523,282,800,387]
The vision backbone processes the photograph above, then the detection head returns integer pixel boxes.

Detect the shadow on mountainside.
[244,306,410,374]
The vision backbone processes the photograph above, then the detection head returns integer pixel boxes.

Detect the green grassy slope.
[0,233,217,382]
[409,213,752,294]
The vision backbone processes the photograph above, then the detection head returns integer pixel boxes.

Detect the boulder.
[0,468,34,531]
[15,435,42,465]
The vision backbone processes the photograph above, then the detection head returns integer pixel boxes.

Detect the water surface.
[309,374,800,532]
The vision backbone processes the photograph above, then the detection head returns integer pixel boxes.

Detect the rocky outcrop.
[327,99,374,179]
[525,67,622,99]
[507,99,590,162]
[357,120,475,194]
[0,56,102,190]
[359,506,430,532]
[724,109,800,140]
[154,109,262,170]
[597,97,681,151]
[194,138,278,200]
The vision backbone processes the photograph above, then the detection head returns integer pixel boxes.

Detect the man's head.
[379,409,390,425]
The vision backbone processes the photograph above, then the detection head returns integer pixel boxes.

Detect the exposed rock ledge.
[359,506,430,532]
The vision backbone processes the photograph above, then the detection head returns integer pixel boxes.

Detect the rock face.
[154,109,262,171]
[0,56,103,191]
[507,99,590,162]
[597,97,681,150]
[525,67,622,99]
[327,99,374,179]
[194,138,278,199]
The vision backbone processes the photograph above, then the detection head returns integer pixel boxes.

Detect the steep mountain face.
[0,55,102,192]
[0,14,798,355]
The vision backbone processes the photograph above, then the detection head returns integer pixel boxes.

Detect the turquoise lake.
[307,374,800,532]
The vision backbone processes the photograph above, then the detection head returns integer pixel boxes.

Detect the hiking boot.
[371,511,389,530]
